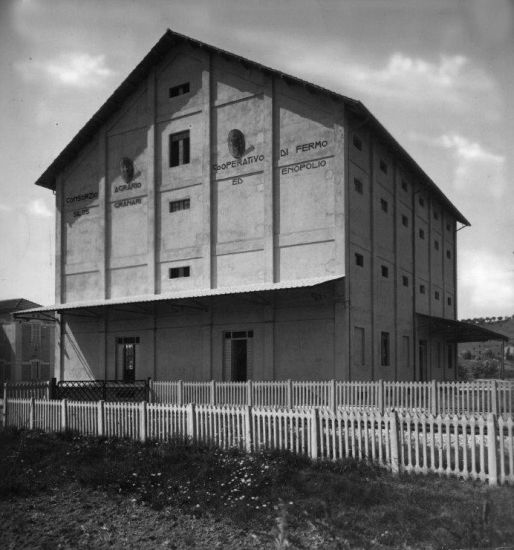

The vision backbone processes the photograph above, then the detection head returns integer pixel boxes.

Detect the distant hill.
[458,315,514,360]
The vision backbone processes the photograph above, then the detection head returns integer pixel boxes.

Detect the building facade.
[19,30,505,383]
[0,299,55,382]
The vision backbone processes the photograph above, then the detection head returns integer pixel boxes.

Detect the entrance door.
[419,340,428,381]
[224,331,253,381]
[116,337,140,382]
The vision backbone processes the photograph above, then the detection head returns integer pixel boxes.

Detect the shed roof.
[13,275,342,318]
[35,29,469,226]
[417,314,509,343]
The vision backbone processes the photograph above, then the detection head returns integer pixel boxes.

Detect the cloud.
[286,50,500,115]
[27,199,53,218]
[459,249,514,317]
[17,52,114,89]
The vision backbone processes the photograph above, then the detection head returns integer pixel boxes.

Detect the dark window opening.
[434,240,439,250]
[169,266,190,279]
[447,297,452,306]
[419,228,425,239]
[169,131,190,167]
[354,178,363,194]
[401,180,408,192]
[435,291,440,300]
[419,196,425,207]
[402,275,409,287]
[381,332,390,366]
[446,249,451,259]
[169,198,190,213]
[420,285,426,294]
[402,215,409,227]
[381,265,389,278]
[355,253,364,267]
[353,134,363,151]
[380,198,388,213]
[379,159,388,174]
[169,82,190,98]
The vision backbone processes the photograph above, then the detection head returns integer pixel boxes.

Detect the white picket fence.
[3,397,514,486]
[149,379,514,416]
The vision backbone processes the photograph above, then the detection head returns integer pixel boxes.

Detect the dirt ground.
[0,485,269,550]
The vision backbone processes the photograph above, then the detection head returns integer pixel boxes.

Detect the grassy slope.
[1,428,513,549]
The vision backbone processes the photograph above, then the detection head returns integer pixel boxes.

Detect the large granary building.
[18,29,507,383]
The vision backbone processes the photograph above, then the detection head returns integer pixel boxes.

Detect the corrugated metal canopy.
[13,276,343,316]
[35,28,469,226]
[417,314,509,343]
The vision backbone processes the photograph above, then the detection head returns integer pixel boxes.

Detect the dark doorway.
[116,337,139,382]
[419,340,428,381]
[231,339,247,382]
[224,330,253,381]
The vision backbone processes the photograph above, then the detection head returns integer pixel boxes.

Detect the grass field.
[1,428,513,549]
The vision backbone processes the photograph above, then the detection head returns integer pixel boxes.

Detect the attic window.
[380,198,388,213]
[434,240,440,251]
[419,228,425,239]
[169,266,190,279]
[355,253,364,267]
[169,82,190,98]
[353,134,363,151]
[401,215,409,227]
[381,265,389,278]
[402,275,409,287]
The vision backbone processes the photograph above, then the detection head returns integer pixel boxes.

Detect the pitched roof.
[35,28,470,225]
[0,298,41,314]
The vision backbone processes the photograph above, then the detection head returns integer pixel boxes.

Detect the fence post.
[49,378,56,400]
[490,380,498,415]
[246,380,253,407]
[378,380,384,414]
[330,379,336,415]
[210,380,216,406]
[29,397,35,430]
[287,379,292,409]
[61,398,68,431]
[187,403,196,441]
[486,413,498,486]
[431,380,438,416]
[177,380,183,406]
[244,405,252,452]
[139,401,147,443]
[97,400,105,437]
[146,378,151,403]
[2,383,7,428]
[310,408,319,459]
[389,410,400,475]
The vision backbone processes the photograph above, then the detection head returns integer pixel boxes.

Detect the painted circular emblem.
[119,157,135,183]
[227,129,245,159]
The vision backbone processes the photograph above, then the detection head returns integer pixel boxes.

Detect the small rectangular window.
[169,82,190,98]
[401,180,408,192]
[433,210,439,220]
[355,253,364,267]
[353,134,363,151]
[447,296,452,306]
[169,198,190,213]
[419,196,425,207]
[354,178,363,194]
[435,291,440,300]
[419,228,425,239]
[381,332,390,366]
[379,159,388,174]
[169,266,191,279]
[169,131,190,167]
[434,240,439,250]
[402,275,409,287]
[381,265,389,278]
[380,198,388,213]
[446,249,451,259]
[420,284,426,294]
[401,214,409,227]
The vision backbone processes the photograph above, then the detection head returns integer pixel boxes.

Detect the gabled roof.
[35,28,470,225]
[0,298,41,315]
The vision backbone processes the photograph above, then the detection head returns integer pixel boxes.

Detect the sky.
[0,0,513,318]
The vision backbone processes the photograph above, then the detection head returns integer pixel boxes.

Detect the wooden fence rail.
[149,379,514,416]
[3,397,513,486]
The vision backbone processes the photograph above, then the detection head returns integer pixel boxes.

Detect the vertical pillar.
[263,72,275,282]
[97,400,105,436]
[146,69,157,293]
[201,53,213,288]
[98,127,107,298]
[55,175,64,304]
[61,398,68,431]
[139,401,147,442]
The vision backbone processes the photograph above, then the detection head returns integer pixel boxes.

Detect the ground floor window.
[116,337,140,382]
[223,330,253,381]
